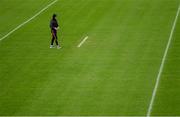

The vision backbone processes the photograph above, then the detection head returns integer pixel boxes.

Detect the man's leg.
[54,32,61,49]
[50,32,55,48]
[55,38,59,46]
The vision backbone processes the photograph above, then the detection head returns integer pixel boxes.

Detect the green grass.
[0,0,180,116]
[151,5,180,115]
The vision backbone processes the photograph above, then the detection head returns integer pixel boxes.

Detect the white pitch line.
[77,36,88,47]
[0,0,59,41]
[147,4,180,117]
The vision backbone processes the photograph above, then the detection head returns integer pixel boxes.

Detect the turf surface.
[0,0,180,116]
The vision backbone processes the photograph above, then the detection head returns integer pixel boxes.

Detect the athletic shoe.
[57,45,61,49]
[50,45,55,48]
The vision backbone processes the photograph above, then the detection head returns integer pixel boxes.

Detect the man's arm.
[55,19,59,30]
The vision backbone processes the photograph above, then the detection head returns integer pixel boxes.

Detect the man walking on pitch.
[50,14,61,49]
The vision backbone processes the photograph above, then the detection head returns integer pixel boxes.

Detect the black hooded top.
[50,15,59,30]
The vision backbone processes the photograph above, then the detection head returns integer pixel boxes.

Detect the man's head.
[53,14,57,19]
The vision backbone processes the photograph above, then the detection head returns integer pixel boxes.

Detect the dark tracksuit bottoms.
[51,29,59,46]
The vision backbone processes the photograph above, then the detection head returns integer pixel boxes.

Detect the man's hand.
[55,27,59,30]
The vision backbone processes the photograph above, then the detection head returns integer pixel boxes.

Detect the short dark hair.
[53,14,57,19]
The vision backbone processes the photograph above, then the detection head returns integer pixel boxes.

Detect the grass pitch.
[0,0,180,116]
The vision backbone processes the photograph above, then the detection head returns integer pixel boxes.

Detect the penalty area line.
[147,4,180,117]
[0,0,59,41]
[77,36,88,48]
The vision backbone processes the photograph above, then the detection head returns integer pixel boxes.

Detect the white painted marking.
[147,4,180,117]
[0,0,59,41]
[77,36,88,47]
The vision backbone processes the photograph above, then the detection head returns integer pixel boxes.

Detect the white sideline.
[147,4,180,117]
[0,0,59,41]
[77,36,88,47]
